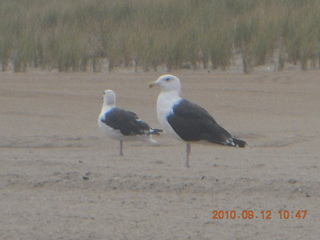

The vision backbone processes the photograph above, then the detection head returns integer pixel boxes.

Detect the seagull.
[149,74,246,167]
[98,89,162,156]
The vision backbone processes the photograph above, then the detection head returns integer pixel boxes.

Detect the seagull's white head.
[149,74,181,93]
[103,89,116,106]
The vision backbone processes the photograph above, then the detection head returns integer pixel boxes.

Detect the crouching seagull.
[149,75,246,167]
[98,89,162,156]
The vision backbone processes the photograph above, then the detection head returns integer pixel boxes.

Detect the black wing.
[102,108,151,136]
[167,99,233,144]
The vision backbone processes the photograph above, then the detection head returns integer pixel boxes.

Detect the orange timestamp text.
[212,210,307,220]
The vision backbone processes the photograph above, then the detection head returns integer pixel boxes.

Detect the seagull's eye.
[165,78,170,82]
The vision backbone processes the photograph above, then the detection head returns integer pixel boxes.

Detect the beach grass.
[1,0,320,72]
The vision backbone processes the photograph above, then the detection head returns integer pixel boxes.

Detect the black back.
[167,99,232,144]
[102,108,150,136]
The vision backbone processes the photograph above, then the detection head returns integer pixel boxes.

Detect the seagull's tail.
[230,138,247,148]
[148,128,163,135]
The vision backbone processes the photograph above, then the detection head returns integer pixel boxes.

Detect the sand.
[0,68,319,240]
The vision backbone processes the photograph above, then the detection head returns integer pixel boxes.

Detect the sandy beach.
[1,68,319,239]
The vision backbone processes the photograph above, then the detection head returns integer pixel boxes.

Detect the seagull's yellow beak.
[148,81,158,88]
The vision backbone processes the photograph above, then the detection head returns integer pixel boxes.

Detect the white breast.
[156,91,182,140]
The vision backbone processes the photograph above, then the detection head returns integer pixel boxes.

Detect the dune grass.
[1,0,320,72]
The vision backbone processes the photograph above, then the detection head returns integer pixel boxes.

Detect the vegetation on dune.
[1,0,320,72]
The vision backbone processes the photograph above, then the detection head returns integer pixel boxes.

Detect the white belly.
[98,115,123,140]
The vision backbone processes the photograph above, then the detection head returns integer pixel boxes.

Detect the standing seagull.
[98,89,162,156]
[149,75,246,167]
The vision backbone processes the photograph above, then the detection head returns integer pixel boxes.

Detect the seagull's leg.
[185,143,191,167]
[119,140,123,156]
